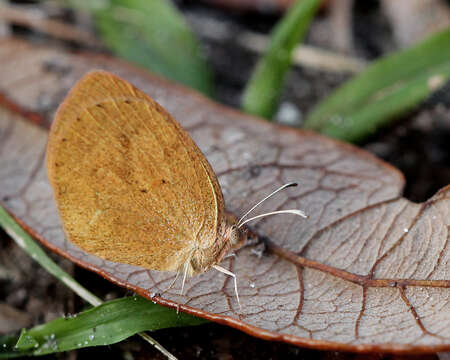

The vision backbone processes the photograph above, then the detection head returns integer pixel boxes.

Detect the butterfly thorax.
[186,214,246,276]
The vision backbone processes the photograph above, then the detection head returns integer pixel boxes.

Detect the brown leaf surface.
[0,38,449,353]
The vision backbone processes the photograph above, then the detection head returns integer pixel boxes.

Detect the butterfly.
[46,71,306,306]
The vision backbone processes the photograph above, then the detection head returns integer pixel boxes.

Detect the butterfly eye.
[230,226,244,246]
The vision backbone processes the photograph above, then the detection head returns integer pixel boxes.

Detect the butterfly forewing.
[47,71,225,272]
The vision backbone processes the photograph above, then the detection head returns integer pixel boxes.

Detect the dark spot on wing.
[119,134,130,148]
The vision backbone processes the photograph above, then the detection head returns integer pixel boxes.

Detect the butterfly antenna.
[238,209,307,228]
[213,265,241,310]
[237,182,298,227]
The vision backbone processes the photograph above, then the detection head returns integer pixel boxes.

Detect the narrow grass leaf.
[0,205,204,358]
[241,0,320,119]
[0,335,23,359]
[65,0,213,95]
[304,29,450,142]
[0,205,101,306]
[8,296,206,356]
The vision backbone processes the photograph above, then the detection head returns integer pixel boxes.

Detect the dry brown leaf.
[0,38,449,354]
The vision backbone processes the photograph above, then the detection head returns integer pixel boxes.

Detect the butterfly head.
[228,224,247,250]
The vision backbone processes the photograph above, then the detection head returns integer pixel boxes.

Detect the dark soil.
[1,0,449,359]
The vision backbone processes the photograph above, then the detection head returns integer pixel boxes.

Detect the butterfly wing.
[47,71,225,272]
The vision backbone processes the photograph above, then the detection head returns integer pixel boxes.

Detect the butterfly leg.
[163,270,181,292]
[212,265,241,310]
[180,262,189,295]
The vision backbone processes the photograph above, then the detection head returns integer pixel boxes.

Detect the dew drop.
[275,102,301,125]
[249,283,255,288]
[242,151,252,161]
[403,228,409,233]
[250,248,263,258]
[89,334,95,341]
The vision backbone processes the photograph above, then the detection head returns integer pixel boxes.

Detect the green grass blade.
[241,0,320,119]
[5,296,206,357]
[65,0,213,95]
[0,205,205,358]
[0,335,23,359]
[0,205,102,306]
[304,29,450,142]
